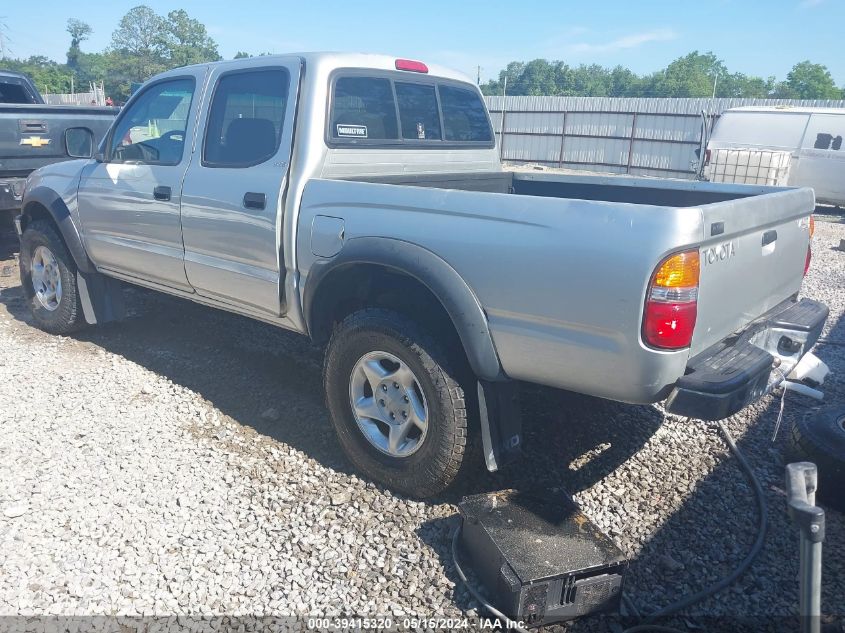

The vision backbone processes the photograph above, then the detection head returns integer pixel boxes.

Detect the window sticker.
[337,124,368,138]
[416,122,425,139]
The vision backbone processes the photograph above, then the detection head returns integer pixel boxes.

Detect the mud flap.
[477,380,522,472]
[77,271,126,325]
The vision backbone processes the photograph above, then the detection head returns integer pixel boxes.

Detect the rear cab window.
[328,70,493,147]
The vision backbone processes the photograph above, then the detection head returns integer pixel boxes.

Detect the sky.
[2,0,844,85]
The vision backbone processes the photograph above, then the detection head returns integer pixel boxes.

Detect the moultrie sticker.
[337,124,368,138]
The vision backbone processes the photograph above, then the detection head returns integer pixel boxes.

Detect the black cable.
[621,420,769,632]
[451,525,531,633]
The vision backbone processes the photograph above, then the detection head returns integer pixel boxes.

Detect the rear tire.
[789,407,845,512]
[19,220,85,334]
[323,308,469,498]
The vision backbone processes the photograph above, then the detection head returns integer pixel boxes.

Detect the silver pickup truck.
[16,53,828,497]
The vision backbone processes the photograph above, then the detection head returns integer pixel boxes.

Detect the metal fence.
[42,82,106,106]
[484,96,845,179]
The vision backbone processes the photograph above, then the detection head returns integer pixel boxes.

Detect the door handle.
[762,230,777,247]
[243,192,266,210]
[153,186,171,201]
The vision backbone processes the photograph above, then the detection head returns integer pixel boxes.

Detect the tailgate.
[690,186,814,356]
[0,105,115,176]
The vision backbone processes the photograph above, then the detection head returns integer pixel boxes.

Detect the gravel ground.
[0,217,843,632]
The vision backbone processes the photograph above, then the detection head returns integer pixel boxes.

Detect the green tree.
[646,51,726,97]
[780,61,841,99]
[2,56,72,93]
[608,65,641,97]
[109,5,167,83]
[570,64,612,96]
[160,9,220,68]
[233,51,251,59]
[66,18,92,69]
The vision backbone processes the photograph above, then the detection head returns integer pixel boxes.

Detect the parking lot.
[1,216,844,630]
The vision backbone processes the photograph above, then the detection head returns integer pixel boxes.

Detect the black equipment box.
[458,490,627,627]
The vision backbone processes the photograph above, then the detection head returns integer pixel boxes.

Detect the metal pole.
[799,536,822,633]
[785,462,824,633]
[558,111,567,168]
[499,76,507,161]
[627,113,638,174]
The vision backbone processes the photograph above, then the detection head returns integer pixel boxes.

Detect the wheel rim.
[348,351,429,458]
[30,245,62,312]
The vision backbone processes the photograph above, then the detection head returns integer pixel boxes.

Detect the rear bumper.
[665,298,829,420]
[0,177,26,212]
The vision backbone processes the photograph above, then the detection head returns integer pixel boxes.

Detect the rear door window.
[440,85,492,142]
[331,77,398,141]
[203,68,290,167]
[395,82,441,140]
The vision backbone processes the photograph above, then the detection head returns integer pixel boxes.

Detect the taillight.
[643,250,700,350]
[804,214,814,276]
[704,149,711,166]
[395,59,428,73]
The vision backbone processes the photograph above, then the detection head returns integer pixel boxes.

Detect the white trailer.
[706,106,845,206]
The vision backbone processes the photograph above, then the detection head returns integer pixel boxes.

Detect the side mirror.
[64,127,95,159]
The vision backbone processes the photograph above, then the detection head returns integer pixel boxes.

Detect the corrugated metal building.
[484,96,845,179]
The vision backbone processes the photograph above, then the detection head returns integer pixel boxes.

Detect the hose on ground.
[621,419,769,632]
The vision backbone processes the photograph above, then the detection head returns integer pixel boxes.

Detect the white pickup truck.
[16,53,827,497]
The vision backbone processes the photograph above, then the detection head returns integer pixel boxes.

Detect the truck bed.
[306,171,814,401]
[352,170,786,206]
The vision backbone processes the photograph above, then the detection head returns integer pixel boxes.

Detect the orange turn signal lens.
[652,250,700,288]
[809,215,815,238]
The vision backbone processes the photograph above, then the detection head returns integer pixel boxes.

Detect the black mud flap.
[77,270,126,325]
[477,380,522,471]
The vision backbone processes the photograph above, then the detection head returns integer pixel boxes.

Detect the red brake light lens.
[643,301,698,350]
[395,59,428,73]
[804,246,812,276]
[643,250,700,350]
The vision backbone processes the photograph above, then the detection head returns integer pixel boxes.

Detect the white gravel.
[0,218,843,631]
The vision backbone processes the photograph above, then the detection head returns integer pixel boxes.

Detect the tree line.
[2,6,220,101]
[2,7,843,102]
[480,54,844,100]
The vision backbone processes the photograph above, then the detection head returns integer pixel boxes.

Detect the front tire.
[19,220,85,334]
[323,309,469,498]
